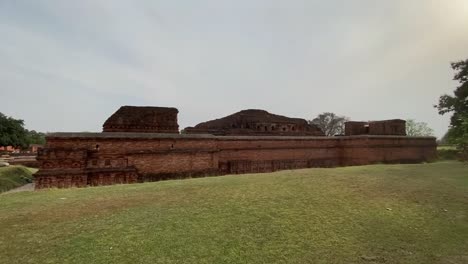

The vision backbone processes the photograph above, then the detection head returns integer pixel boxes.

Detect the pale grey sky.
[1,0,468,138]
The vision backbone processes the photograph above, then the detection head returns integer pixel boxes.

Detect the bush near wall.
[0,166,34,193]
[437,145,460,160]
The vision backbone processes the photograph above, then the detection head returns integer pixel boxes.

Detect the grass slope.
[0,162,467,264]
[0,166,36,193]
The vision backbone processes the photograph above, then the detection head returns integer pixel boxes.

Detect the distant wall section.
[345,120,406,136]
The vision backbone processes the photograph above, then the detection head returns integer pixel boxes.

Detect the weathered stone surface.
[103,106,179,133]
[184,109,325,136]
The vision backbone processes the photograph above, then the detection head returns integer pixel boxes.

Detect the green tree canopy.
[436,59,468,160]
[0,112,28,148]
[0,112,45,148]
[436,59,468,128]
[26,130,46,146]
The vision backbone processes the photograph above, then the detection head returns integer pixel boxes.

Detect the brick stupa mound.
[103,106,179,133]
[184,109,325,136]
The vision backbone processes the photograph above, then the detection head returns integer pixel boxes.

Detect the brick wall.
[345,120,407,136]
[34,133,436,189]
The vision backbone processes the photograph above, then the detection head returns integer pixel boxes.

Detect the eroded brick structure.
[184,109,324,136]
[103,106,179,133]
[34,107,436,189]
[345,119,406,136]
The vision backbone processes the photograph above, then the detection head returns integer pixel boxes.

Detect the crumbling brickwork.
[184,109,324,136]
[345,119,406,136]
[369,120,406,135]
[33,107,435,189]
[345,121,368,136]
[34,133,436,189]
[103,106,179,133]
[35,146,138,188]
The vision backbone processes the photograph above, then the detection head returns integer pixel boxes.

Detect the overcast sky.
[1,1,468,138]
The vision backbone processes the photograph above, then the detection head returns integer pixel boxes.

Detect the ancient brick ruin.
[103,106,179,133]
[34,107,437,189]
[345,119,406,136]
[184,109,324,136]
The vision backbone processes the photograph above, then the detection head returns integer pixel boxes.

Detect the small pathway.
[2,183,35,194]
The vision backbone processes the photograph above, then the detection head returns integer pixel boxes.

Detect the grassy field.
[0,166,36,193]
[0,162,467,264]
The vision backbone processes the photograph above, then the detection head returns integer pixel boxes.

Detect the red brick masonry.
[34,133,436,189]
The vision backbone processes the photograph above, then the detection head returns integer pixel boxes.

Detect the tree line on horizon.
[0,112,45,149]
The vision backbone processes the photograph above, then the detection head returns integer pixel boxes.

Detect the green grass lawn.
[0,162,467,264]
[0,166,36,193]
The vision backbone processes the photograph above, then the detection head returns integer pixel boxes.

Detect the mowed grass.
[0,166,36,193]
[1,162,468,264]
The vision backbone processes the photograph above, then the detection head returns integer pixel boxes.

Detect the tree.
[26,130,46,145]
[405,119,434,137]
[456,117,468,161]
[445,116,468,161]
[0,113,45,148]
[436,59,468,128]
[309,112,349,136]
[436,59,468,161]
[439,129,451,145]
[0,112,28,148]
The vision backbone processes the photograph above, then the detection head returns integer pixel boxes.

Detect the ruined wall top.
[184,109,325,136]
[345,119,406,136]
[103,106,179,133]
